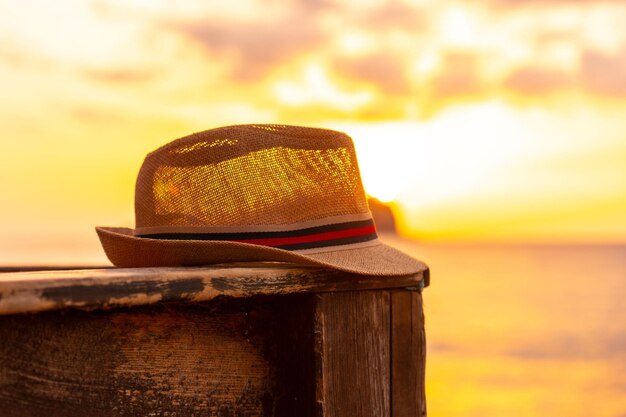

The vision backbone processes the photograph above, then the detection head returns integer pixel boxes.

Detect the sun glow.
[439,6,481,47]
[337,31,372,55]
[333,102,523,204]
[334,101,626,242]
[274,65,373,110]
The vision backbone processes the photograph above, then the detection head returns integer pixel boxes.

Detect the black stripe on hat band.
[136,219,376,241]
[271,233,378,251]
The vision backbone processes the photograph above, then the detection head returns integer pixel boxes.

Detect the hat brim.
[96,227,428,281]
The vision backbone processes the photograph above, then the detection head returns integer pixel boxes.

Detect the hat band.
[136,218,378,251]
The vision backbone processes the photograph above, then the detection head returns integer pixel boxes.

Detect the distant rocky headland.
[368,198,397,234]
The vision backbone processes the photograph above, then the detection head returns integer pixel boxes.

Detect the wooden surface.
[313,290,427,417]
[315,291,391,417]
[391,291,427,417]
[0,263,428,416]
[0,295,315,417]
[0,263,426,315]
[0,289,426,416]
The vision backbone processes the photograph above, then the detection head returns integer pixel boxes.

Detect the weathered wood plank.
[0,287,429,416]
[0,295,318,417]
[0,264,425,315]
[314,291,391,417]
[391,290,427,417]
[269,295,317,417]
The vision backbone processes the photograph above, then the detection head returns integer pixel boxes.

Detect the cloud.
[69,104,129,123]
[130,0,626,113]
[83,68,156,83]
[430,53,484,98]
[332,52,411,94]
[581,48,626,96]
[171,2,332,81]
[504,67,572,94]
[357,1,427,31]
[503,48,626,97]
[4,0,624,123]
[0,43,56,71]
[486,0,626,7]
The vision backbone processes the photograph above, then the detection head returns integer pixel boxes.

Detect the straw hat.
[96,124,428,278]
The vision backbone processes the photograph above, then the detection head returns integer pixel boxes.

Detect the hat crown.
[134,125,370,232]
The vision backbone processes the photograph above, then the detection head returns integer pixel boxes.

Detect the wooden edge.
[0,264,425,316]
[314,291,391,417]
[391,290,427,417]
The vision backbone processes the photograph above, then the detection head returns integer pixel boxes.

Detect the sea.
[381,236,626,417]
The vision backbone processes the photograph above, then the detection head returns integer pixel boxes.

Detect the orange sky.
[1,0,625,262]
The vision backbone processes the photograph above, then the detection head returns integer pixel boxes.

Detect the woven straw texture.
[135,124,368,230]
[97,124,428,277]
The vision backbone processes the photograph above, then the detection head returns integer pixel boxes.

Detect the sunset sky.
[1,0,625,262]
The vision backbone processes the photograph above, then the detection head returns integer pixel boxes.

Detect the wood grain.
[391,290,427,417]
[315,291,391,417]
[0,265,429,416]
[267,295,317,417]
[0,264,425,315]
[0,295,324,417]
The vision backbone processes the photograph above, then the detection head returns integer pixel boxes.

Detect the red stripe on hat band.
[230,225,377,247]
[137,218,378,251]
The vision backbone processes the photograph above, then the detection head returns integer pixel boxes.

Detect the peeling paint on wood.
[41,278,204,305]
[0,264,425,315]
